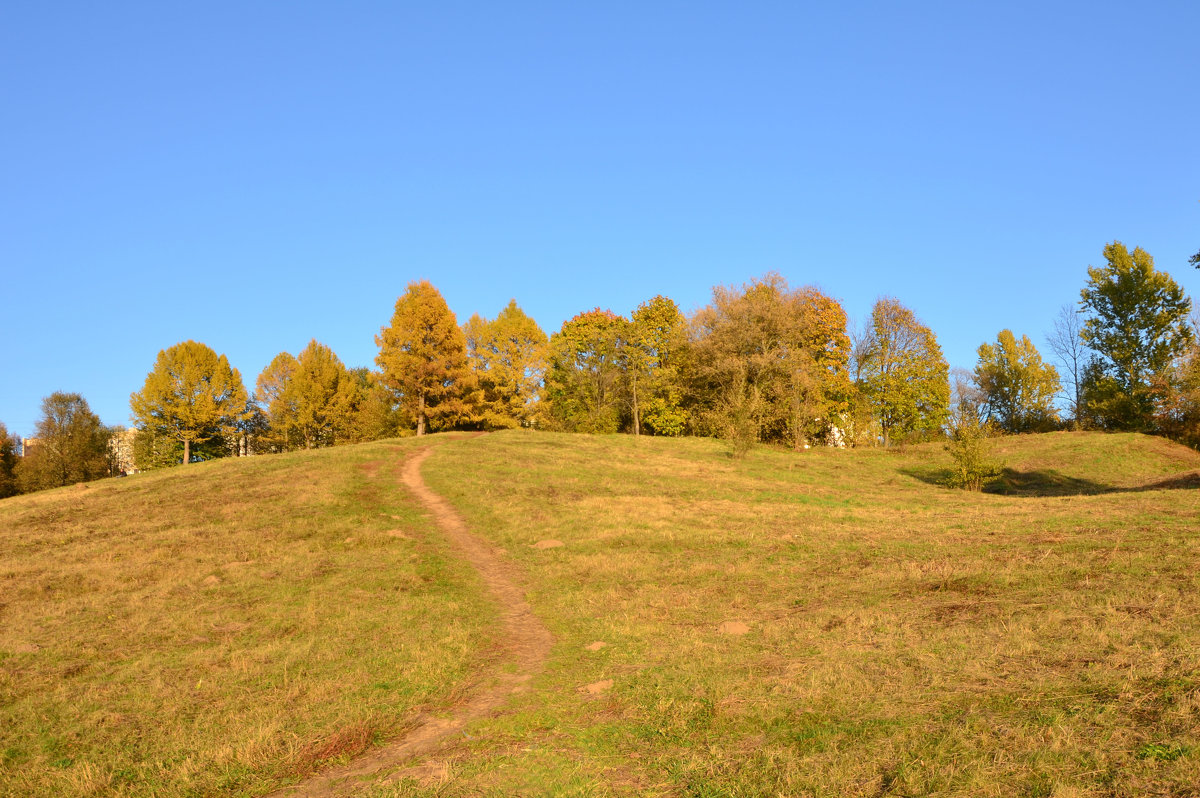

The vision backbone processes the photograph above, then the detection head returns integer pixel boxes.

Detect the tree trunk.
[183,438,190,466]
[632,379,640,436]
[417,394,426,436]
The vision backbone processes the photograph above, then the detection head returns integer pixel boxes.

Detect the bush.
[945,420,1001,490]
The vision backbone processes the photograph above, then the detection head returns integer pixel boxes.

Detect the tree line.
[2,240,1198,498]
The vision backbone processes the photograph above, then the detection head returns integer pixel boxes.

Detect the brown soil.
[266,445,553,797]
[579,679,614,695]
[718,621,750,635]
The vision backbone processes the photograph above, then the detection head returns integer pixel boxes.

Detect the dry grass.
[0,440,495,797]
[4,430,1199,797]
[382,430,1200,797]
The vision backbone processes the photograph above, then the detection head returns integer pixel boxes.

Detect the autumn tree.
[255,340,356,449]
[1153,319,1200,448]
[624,295,688,436]
[854,298,949,446]
[339,367,403,442]
[0,422,21,498]
[15,392,110,491]
[1078,242,1193,430]
[130,340,251,466]
[376,281,471,436]
[254,351,300,451]
[690,274,851,450]
[974,330,1061,433]
[463,299,549,429]
[544,309,627,433]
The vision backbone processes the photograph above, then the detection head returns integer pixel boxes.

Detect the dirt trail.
[268,446,553,797]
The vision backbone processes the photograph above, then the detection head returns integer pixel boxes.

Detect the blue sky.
[3,1,1198,436]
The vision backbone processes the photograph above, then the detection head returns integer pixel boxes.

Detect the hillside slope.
[2,430,1198,797]
[0,439,496,797]
[896,430,1200,496]
[414,430,1200,797]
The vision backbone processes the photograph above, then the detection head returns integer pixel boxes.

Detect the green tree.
[974,330,1061,433]
[130,340,251,466]
[854,298,949,446]
[1079,242,1193,429]
[545,309,627,433]
[15,392,110,491]
[625,295,688,436]
[464,299,549,429]
[0,422,20,498]
[376,280,471,436]
[690,274,852,450]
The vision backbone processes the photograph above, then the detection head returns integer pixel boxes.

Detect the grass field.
[3,430,1199,796]
[0,439,496,797]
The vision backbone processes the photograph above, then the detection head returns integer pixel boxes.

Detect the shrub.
[945,419,1001,490]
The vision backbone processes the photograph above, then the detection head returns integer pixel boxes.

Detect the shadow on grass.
[985,468,1109,496]
[900,467,1200,497]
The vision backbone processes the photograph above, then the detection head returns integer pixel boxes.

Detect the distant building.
[20,437,37,457]
[108,428,138,475]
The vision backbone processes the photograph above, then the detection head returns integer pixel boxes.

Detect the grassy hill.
[2,431,1199,796]
[0,440,496,797]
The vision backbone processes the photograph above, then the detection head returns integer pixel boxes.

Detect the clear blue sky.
[3,1,1198,437]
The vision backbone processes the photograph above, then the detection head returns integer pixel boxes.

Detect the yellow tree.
[376,281,470,436]
[690,274,851,449]
[975,330,1061,433]
[544,309,627,433]
[624,295,688,436]
[255,340,357,449]
[463,299,549,429]
[338,367,402,442]
[254,351,299,450]
[130,340,251,466]
[854,298,949,446]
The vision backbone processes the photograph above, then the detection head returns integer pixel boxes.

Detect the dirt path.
[267,446,553,797]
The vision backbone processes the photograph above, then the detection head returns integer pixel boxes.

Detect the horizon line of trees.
[3,240,1198,498]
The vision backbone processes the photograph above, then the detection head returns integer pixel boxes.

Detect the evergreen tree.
[375,281,471,435]
[130,340,251,466]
